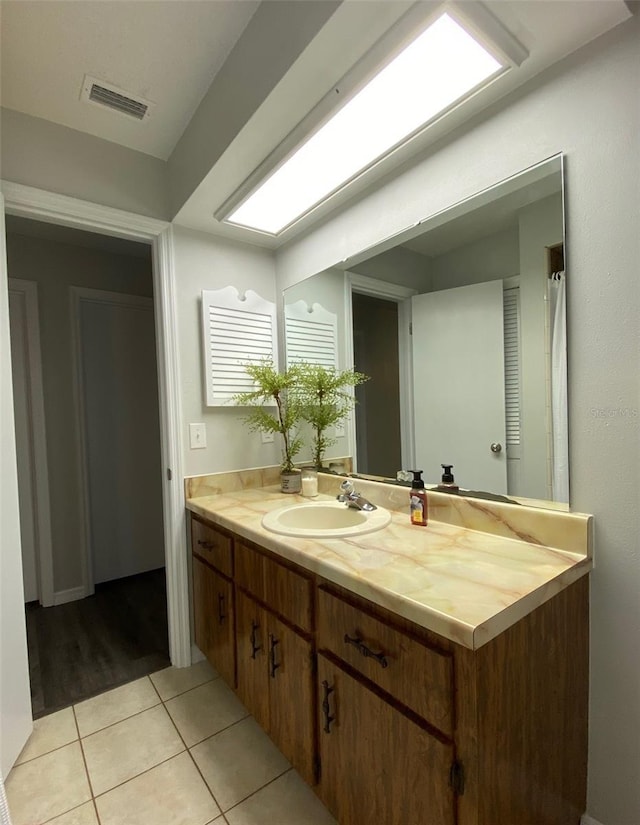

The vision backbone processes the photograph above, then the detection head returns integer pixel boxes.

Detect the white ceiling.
[0,0,259,160]
[0,0,633,246]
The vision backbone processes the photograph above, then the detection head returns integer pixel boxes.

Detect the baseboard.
[581,815,606,825]
[52,586,87,606]
[191,644,205,665]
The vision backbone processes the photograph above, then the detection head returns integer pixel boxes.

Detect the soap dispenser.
[409,470,427,526]
[437,464,459,493]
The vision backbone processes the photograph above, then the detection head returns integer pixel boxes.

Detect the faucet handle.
[340,479,355,495]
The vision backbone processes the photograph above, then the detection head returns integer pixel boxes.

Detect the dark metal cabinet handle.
[250,621,261,659]
[321,680,335,733]
[217,593,226,624]
[344,633,389,668]
[269,634,280,678]
[198,539,216,550]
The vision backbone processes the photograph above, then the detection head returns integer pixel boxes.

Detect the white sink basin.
[262,500,391,538]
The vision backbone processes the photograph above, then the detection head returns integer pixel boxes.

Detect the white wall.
[518,193,564,499]
[276,17,640,825]
[0,108,170,220]
[5,230,154,593]
[173,226,280,475]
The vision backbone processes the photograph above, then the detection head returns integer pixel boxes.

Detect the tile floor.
[6,660,337,825]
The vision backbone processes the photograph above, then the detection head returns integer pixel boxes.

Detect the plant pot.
[280,469,302,494]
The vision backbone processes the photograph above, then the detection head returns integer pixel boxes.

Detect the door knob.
[490,443,503,453]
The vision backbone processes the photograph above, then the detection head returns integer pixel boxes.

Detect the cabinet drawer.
[317,587,453,735]
[265,558,313,634]
[191,517,232,576]
[236,541,313,633]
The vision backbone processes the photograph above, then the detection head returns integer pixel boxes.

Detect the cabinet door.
[235,590,269,731]
[267,613,315,786]
[192,556,235,686]
[317,654,456,825]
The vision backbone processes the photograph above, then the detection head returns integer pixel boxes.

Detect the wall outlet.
[189,423,207,449]
[261,430,275,444]
[334,422,345,438]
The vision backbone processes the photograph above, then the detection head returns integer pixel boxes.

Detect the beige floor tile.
[82,704,184,796]
[225,770,337,825]
[95,751,220,825]
[150,660,217,701]
[46,801,99,824]
[15,706,77,764]
[165,679,247,747]
[74,676,160,737]
[191,717,290,811]
[5,742,91,825]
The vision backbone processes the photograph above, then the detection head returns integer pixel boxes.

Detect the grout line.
[13,734,79,767]
[73,704,97,800]
[157,682,226,815]
[41,799,94,825]
[222,767,294,816]
[91,748,188,800]
[77,696,163,740]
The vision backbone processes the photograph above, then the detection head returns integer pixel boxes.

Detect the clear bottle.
[409,470,427,526]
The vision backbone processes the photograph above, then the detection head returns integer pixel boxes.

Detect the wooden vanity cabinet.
[192,520,236,685]
[233,540,316,785]
[317,653,456,825]
[189,513,588,825]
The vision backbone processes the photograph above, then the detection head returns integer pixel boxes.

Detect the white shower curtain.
[550,272,569,502]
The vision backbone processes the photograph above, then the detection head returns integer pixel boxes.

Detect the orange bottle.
[409,470,427,526]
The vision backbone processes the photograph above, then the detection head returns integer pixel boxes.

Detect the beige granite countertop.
[186,472,593,650]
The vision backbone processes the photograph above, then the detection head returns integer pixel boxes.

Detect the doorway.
[352,292,402,477]
[6,217,170,716]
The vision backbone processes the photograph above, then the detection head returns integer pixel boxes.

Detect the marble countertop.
[186,481,592,650]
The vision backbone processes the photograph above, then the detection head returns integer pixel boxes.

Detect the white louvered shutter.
[201,287,278,406]
[503,286,521,448]
[284,300,338,369]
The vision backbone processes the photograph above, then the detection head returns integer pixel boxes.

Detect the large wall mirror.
[283,155,568,508]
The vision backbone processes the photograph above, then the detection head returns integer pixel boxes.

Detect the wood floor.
[26,567,170,719]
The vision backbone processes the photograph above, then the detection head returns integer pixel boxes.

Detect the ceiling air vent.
[81,75,154,121]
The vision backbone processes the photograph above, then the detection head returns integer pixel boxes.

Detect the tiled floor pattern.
[6,660,337,825]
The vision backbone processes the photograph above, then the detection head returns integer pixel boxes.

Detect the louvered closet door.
[411,280,507,494]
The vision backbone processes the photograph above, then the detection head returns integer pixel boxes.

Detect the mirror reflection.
[284,156,568,507]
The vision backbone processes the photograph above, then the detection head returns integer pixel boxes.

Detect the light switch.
[189,423,207,449]
[261,430,275,444]
[334,422,345,438]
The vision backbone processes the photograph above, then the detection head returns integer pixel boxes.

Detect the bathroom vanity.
[186,475,592,825]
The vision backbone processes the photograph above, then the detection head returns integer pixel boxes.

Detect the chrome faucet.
[336,480,377,511]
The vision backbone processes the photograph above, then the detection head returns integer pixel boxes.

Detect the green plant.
[296,364,368,470]
[233,360,303,473]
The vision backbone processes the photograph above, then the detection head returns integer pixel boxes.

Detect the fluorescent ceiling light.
[226,12,504,235]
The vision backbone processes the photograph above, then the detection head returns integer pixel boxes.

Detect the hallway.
[27,568,169,718]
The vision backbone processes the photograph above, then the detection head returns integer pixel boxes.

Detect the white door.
[411,280,507,493]
[74,289,164,585]
[0,194,33,775]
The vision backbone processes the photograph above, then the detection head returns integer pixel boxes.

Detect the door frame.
[7,277,55,607]
[1,180,191,667]
[346,272,417,473]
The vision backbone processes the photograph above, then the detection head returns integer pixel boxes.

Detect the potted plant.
[296,364,368,470]
[233,360,304,492]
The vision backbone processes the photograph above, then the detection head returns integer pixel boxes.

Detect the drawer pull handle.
[217,593,226,624]
[344,633,389,669]
[198,539,216,550]
[250,621,261,659]
[269,634,280,678]
[321,680,335,733]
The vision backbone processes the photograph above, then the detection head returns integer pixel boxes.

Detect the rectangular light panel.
[226,13,504,235]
